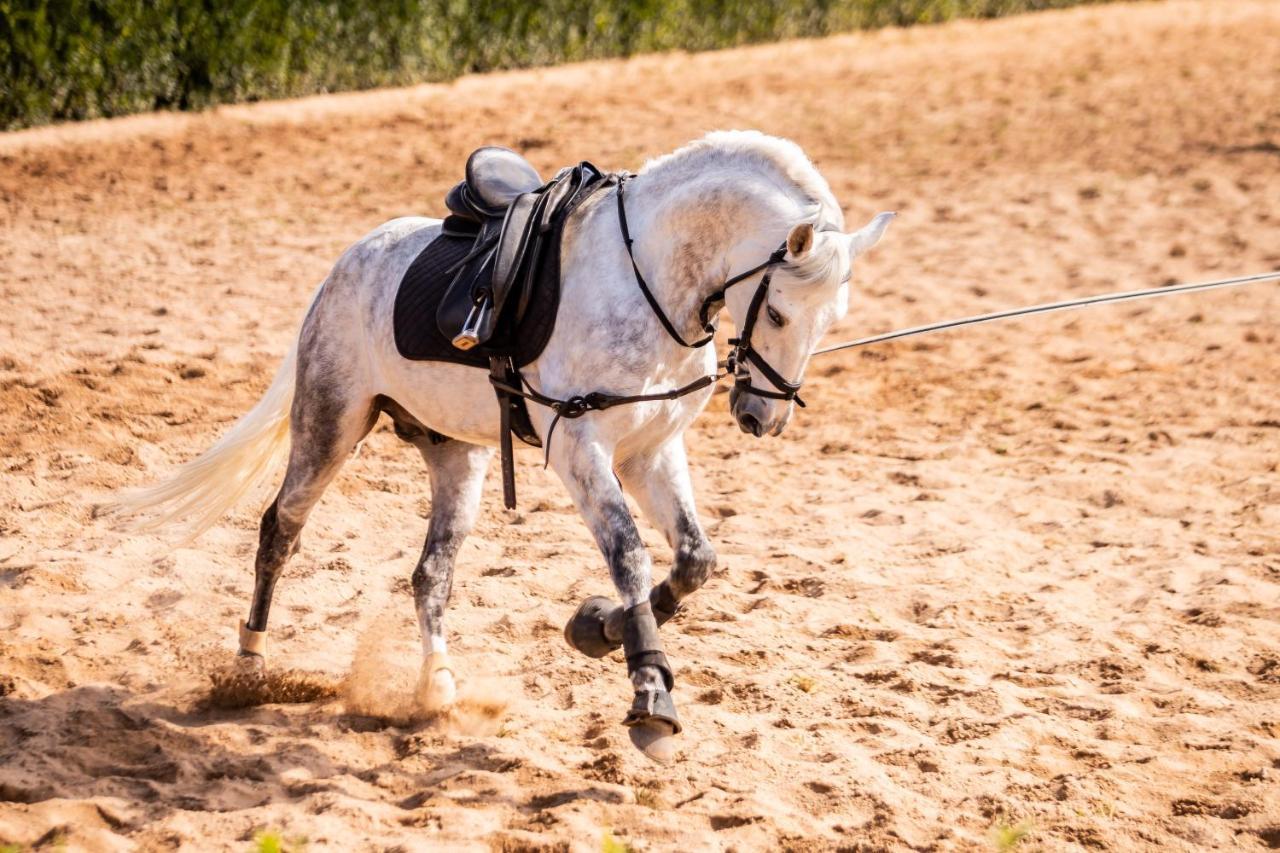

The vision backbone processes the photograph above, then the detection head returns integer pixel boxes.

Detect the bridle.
[615,174,806,408]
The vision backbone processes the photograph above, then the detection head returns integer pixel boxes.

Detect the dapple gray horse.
[110,131,892,760]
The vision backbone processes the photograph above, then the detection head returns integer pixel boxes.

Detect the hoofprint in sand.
[1,1,1278,849]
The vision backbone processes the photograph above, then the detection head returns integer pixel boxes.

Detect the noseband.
[616,175,806,407]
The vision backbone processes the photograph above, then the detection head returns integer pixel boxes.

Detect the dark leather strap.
[723,244,806,406]
[489,356,518,509]
[622,601,674,692]
[698,249,786,331]
[731,344,806,405]
[489,371,720,468]
[479,171,808,515]
[616,176,714,349]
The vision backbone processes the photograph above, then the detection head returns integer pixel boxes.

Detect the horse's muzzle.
[730,387,787,438]
[736,409,765,437]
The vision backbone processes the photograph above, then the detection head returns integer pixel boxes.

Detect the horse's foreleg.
[565,438,714,652]
[411,438,491,710]
[552,432,681,759]
[618,437,715,626]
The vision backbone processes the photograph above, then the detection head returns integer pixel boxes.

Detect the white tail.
[103,288,319,542]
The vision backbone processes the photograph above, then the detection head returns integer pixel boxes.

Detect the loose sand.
[1,1,1278,849]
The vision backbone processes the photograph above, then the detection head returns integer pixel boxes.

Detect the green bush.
[0,0,1103,131]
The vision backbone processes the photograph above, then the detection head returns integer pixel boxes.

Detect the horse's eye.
[766,304,786,327]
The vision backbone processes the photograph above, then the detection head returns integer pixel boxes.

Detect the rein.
[815,270,1280,355]
[616,175,801,405]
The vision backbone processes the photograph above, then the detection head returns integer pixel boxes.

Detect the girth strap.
[489,357,516,509]
[489,356,543,509]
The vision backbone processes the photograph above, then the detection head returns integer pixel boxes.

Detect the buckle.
[559,396,589,418]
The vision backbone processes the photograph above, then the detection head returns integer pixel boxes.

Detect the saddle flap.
[466,147,544,209]
[539,166,579,231]
[424,158,609,359]
[437,250,498,342]
[491,193,543,307]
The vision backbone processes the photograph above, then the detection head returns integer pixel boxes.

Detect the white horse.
[110,130,893,760]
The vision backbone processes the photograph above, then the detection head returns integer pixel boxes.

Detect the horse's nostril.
[737,412,763,437]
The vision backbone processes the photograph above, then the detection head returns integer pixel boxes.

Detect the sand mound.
[341,610,511,733]
[206,665,340,710]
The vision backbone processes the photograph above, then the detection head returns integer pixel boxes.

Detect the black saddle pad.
[393,229,562,368]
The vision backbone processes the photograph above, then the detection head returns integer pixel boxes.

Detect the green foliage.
[252,829,305,853]
[601,828,631,853]
[989,819,1034,851]
[0,0,1106,131]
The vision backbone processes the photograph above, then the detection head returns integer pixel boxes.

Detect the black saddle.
[392,146,614,508]
[437,147,606,353]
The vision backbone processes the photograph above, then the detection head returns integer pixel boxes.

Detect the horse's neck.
[624,172,785,344]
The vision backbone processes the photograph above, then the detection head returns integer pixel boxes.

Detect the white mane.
[638,130,845,233]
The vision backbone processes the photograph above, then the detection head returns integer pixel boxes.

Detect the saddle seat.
[445,146,544,218]
[436,146,606,354]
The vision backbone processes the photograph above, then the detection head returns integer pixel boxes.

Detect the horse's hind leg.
[406,432,492,710]
[240,379,377,662]
[565,437,714,655]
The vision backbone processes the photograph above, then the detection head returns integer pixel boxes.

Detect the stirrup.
[238,621,267,657]
[452,297,491,350]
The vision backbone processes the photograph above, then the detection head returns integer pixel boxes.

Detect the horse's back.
[330,216,442,305]
[309,216,441,337]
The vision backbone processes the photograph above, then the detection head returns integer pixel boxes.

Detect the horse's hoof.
[564,595,622,659]
[415,652,456,711]
[623,686,681,762]
[623,686,682,733]
[627,719,679,763]
[207,652,269,709]
[233,651,266,676]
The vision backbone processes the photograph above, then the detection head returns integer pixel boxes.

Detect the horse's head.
[727,212,894,437]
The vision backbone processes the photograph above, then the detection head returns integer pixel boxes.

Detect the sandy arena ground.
[2,1,1279,849]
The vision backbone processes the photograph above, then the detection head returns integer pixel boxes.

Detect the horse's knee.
[668,539,716,598]
[411,558,447,598]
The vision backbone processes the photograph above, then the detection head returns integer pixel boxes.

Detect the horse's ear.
[848,212,896,256]
[787,222,814,258]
